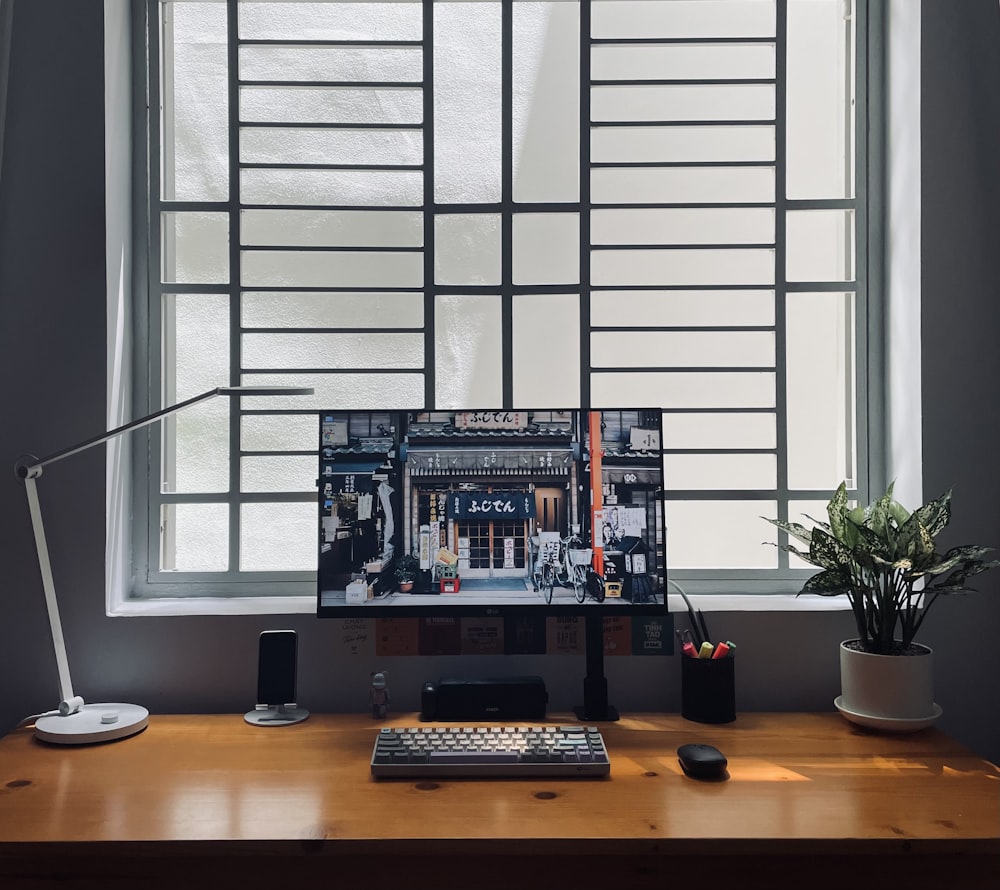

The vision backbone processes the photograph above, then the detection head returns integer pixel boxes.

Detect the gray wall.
[919,0,1000,763]
[0,1,997,764]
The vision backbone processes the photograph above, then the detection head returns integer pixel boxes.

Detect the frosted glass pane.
[592,208,774,245]
[161,2,228,202]
[161,503,229,572]
[241,250,423,288]
[513,214,579,285]
[787,0,855,198]
[241,169,423,206]
[592,1,776,39]
[592,85,775,123]
[435,215,502,285]
[512,2,579,203]
[435,3,502,203]
[592,42,775,81]
[161,212,229,284]
[592,372,775,409]
[665,454,776,490]
[663,413,776,449]
[592,125,774,163]
[242,332,424,369]
[239,45,422,82]
[591,290,774,327]
[592,331,775,368]
[435,294,503,408]
[241,456,318,493]
[592,168,775,204]
[242,291,424,329]
[238,3,422,41]
[512,293,580,407]
[241,210,423,248]
[592,249,774,287]
[163,293,230,494]
[240,87,422,125]
[786,210,854,282]
[241,414,318,452]
[241,373,425,410]
[786,292,855,489]
[240,128,423,166]
[665,500,778,569]
[165,293,230,399]
[241,503,316,572]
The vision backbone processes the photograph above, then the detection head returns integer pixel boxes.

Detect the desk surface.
[1,712,998,889]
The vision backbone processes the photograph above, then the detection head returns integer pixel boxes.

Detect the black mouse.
[677,743,728,780]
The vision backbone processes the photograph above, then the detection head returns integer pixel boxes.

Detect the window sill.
[110,592,850,618]
[110,595,316,617]
[668,593,851,613]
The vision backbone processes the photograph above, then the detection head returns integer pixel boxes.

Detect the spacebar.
[428,751,521,764]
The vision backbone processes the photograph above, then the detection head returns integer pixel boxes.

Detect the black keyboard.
[370,724,611,778]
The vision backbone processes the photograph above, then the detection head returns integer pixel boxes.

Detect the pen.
[711,641,731,659]
[697,641,714,658]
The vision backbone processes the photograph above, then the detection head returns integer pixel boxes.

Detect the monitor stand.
[244,704,310,726]
[573,613,619,722]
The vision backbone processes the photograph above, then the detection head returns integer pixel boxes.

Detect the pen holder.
[681,655,736,724]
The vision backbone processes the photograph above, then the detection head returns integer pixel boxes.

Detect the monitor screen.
[316,409,666,618]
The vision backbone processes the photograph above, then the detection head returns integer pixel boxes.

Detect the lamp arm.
[15,385,313,478]
[23,474,75,706]
[15,387,229,478]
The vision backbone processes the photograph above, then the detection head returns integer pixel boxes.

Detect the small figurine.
[369,670,390,719]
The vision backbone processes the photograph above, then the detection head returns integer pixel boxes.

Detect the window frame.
[126,0,885,607]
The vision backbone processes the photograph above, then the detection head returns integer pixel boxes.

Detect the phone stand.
[244,704,310,726]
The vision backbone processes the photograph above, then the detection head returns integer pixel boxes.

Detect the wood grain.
[1,712,998,889]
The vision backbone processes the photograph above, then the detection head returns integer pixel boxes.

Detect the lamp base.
[34,703,149,745]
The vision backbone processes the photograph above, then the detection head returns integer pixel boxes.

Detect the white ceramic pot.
[836,640,940,730]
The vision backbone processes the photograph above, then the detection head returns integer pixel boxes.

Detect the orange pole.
[589,410,604,575]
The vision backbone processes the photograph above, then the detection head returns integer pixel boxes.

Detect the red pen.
[711,641,731,659]
[682,641,698,658]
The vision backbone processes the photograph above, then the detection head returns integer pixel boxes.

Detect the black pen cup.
[681,654,736,724]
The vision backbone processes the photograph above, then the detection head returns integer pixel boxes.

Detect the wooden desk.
[1,712,997,889]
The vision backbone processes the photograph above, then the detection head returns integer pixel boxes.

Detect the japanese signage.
[455,411,528,430]
[449,491,536,519]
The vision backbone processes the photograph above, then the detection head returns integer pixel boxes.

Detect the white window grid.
[134,0,880,598]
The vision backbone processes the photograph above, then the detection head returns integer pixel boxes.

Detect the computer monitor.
[316,408,667,719]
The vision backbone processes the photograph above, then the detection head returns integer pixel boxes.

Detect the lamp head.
[218,386,315,397]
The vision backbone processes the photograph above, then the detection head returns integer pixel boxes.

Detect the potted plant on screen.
[394,553,420,593]
[765,482,998,731]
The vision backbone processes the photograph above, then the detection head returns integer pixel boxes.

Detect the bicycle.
[533,531,562,604]
[555,531,592,604]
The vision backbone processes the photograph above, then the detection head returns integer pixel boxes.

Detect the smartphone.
[257,630,297,706]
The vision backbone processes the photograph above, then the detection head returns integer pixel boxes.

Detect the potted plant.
[394,553,420,593]
[766,482,998,729]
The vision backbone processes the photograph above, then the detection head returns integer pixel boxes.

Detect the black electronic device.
[676,743,728,780]
[420,676,548,721]
[244,630,309,726]
[316,409,669,722]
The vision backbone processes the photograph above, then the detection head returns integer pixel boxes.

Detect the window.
[135,0,877,599]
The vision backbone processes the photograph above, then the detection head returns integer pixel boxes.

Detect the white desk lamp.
[14,385,314,744]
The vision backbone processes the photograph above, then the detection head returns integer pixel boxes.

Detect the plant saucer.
[834,696,943,733]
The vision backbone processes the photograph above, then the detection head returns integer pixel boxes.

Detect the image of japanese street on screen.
[317,409,666,613]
